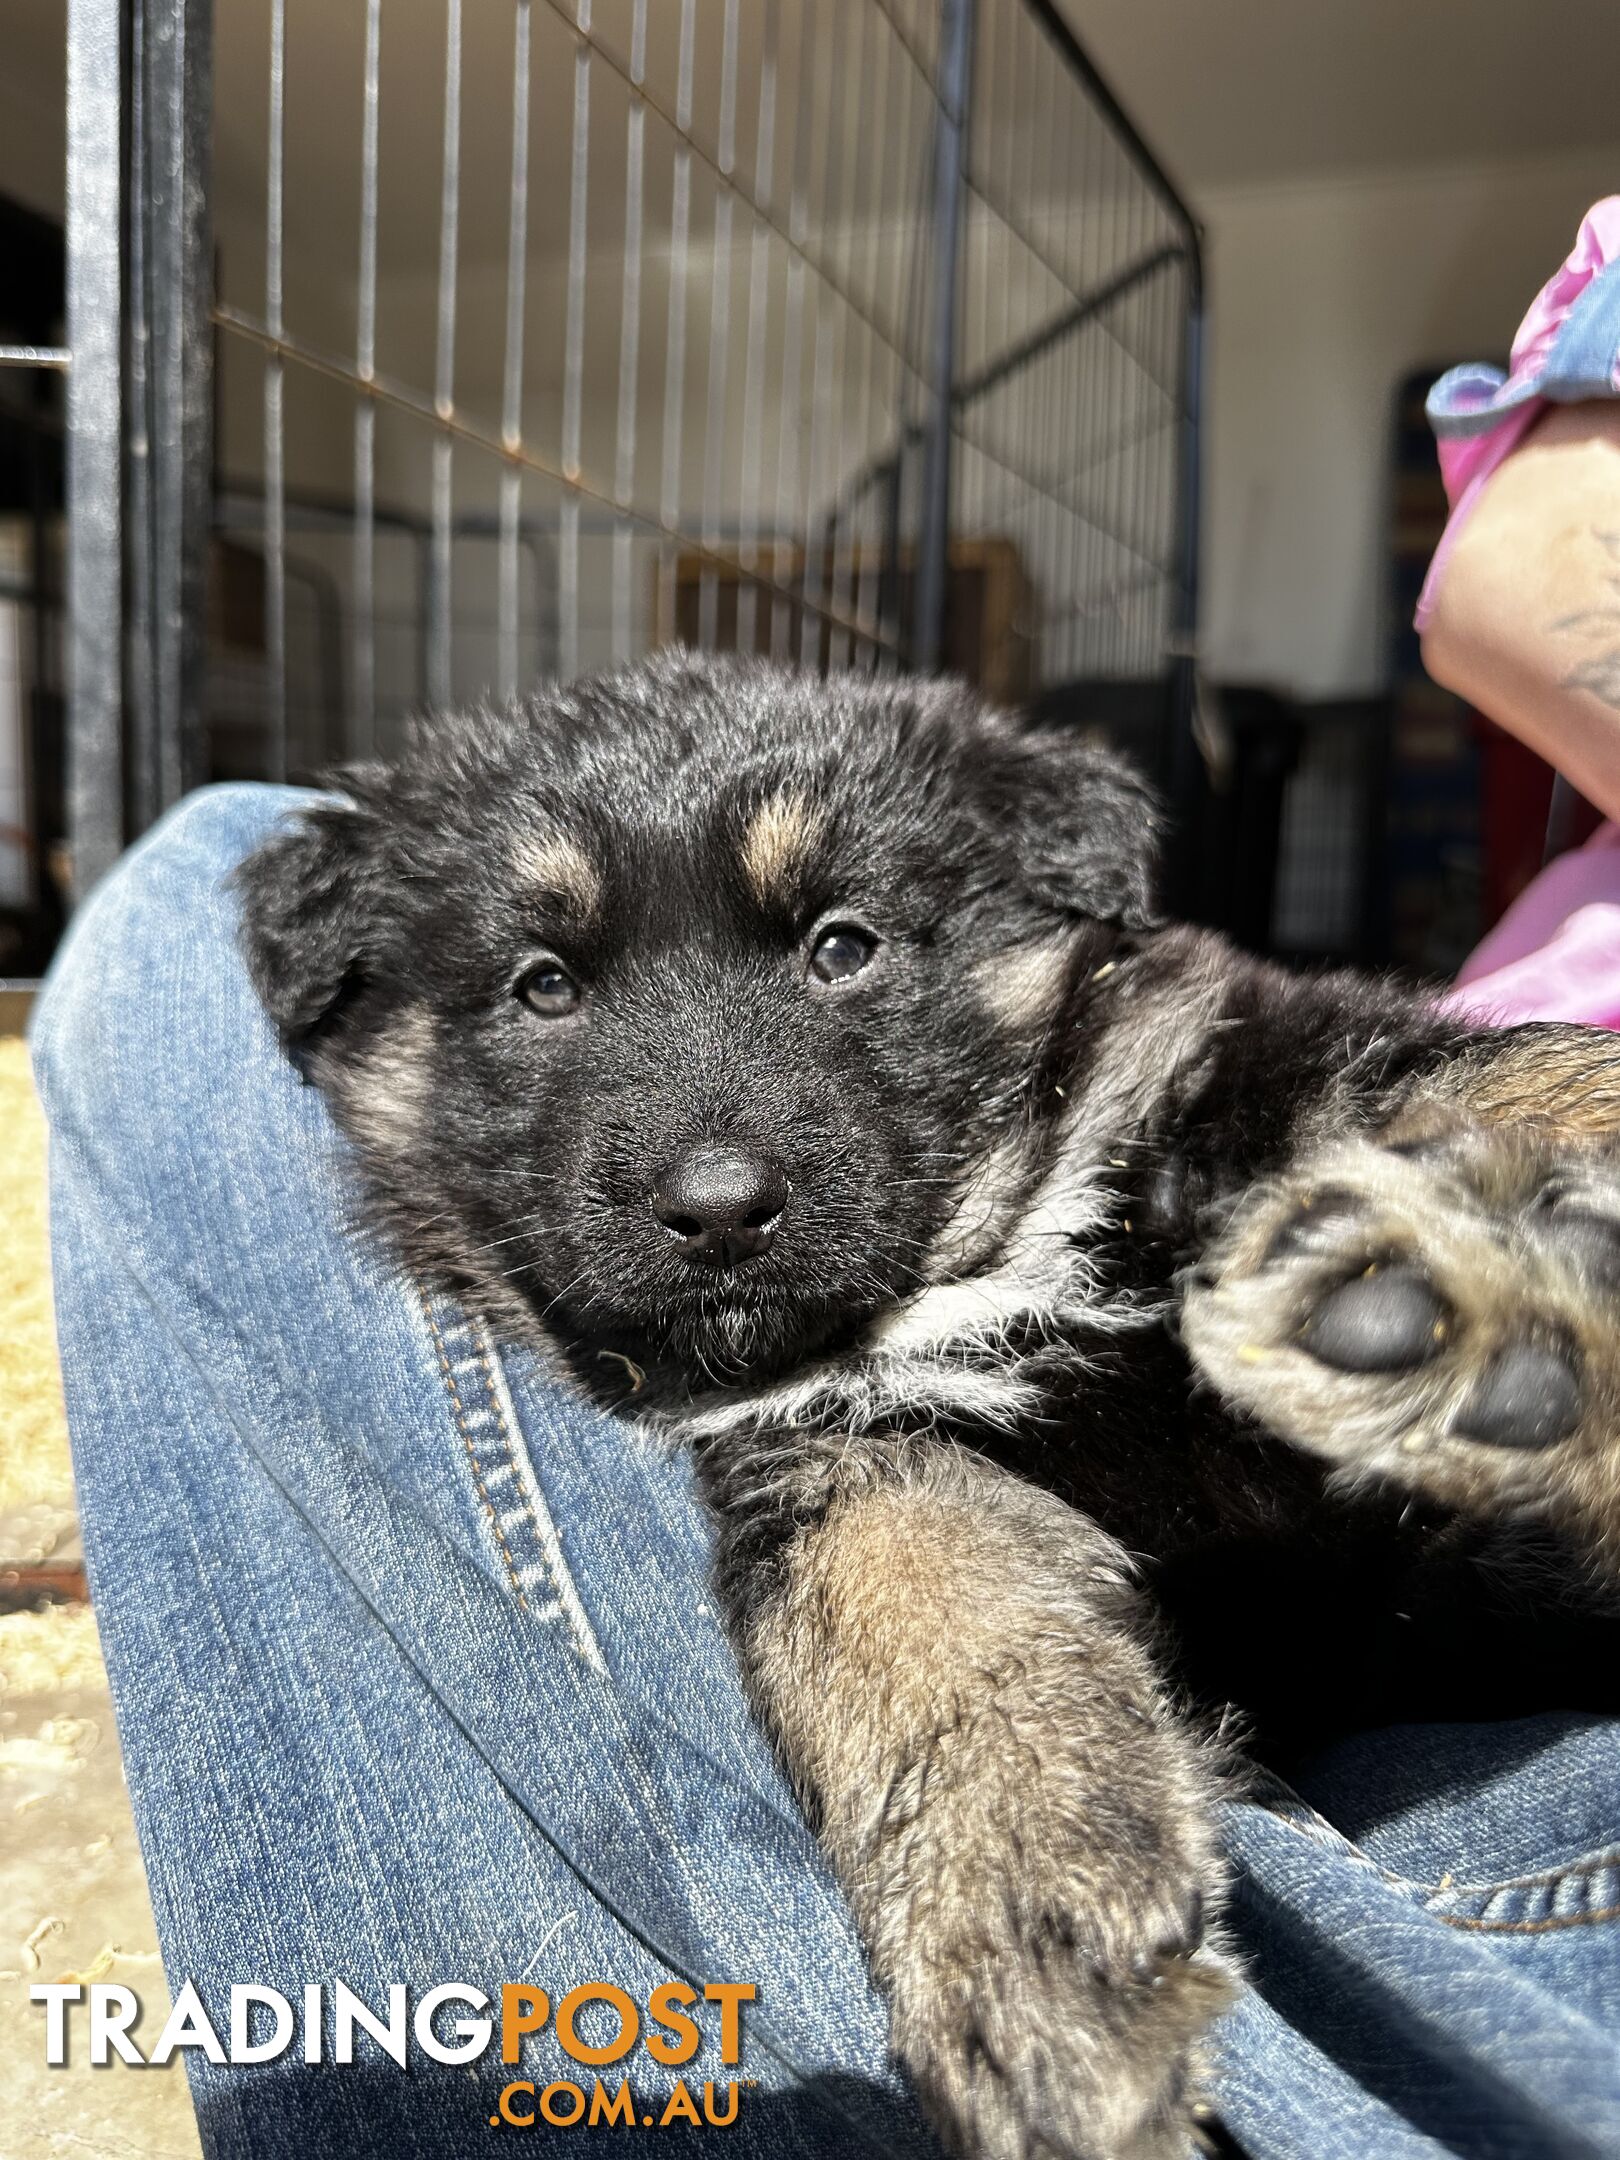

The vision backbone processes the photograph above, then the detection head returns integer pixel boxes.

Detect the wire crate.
[59,0,1201,897]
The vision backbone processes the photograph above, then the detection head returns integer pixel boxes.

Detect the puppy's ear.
[233,792,386,1048]
[968,713,1162,928]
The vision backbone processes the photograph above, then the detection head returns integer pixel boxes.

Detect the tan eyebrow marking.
[512,831,602,918]
[740,790,827,904]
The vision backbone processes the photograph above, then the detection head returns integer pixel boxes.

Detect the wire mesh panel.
[64,0,1201,874]
[206,0,960,778]
[954,0,1199,770]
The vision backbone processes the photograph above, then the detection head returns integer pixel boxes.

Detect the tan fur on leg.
[1424,1026,1620,1137]
[746,1448,1233,2160]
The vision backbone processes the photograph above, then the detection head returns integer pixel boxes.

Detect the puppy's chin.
[559,1274,863,1392]
[668,1299,784,1386]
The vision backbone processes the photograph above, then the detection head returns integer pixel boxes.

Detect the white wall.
[1198,146,1619,698]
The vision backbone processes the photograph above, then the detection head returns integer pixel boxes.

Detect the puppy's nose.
[651,1143,789,1266]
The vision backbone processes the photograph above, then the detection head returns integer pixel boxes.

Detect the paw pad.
[1451,1339,1582,1450]
[1300,1263,1450,1374]
[1188,1123,1620,1519]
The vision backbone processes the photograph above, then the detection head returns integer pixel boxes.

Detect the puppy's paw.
[1184,1121,1620,1548]
[876,1718,1233,2159]
[897,1898,1229,2160]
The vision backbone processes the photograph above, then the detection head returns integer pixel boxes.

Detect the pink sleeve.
[1416,198,1620,629]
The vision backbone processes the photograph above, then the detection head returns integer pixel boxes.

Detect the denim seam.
[466,1314,607,1675]
[1263,1801,1419,1893]
[419,1285,533,1612]
[1433,1900,1620,1935]
[1259,1781,1620,1924]
[1434,1848,1620,1895]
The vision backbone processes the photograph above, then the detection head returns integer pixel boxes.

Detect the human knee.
[31,782,321,1117]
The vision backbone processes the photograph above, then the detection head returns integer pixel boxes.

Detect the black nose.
[651,1143,790,1266]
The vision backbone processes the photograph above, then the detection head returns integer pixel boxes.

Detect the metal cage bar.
[352,0,381,750]
[140,0,213,816]
[65,0,124,897]
[914,0,973,672]
[497,0,532,703]
[263,0,287,780]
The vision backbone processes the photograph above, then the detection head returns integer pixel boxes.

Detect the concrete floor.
[1,1511,205,2155]
[3,1004,200,2152]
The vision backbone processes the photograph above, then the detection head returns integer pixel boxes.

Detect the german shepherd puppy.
[239,653,1620,2160]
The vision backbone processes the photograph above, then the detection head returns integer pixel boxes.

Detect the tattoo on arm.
[1551,527,1620,711]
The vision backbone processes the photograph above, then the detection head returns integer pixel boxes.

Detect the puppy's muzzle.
[652,1142,789,1268]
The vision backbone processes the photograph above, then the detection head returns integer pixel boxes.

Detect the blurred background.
[1,0,1617,984]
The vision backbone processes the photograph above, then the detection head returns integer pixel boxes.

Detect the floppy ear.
[233,793,386,1049]
[969,713,1163,928]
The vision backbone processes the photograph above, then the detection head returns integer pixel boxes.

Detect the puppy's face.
[239,656,1157,1386]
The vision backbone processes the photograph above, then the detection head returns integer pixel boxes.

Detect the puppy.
[239,653,1620,2160]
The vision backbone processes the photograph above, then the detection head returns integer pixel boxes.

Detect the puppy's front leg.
[704,1441,1232,2160]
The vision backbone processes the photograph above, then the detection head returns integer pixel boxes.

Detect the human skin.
[1421,400,1620,823]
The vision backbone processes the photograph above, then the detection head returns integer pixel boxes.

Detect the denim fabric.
[31,784,1620,2160]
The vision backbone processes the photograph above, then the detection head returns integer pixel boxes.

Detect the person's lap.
[31,784,1620,2159]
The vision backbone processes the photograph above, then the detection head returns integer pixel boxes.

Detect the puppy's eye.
[517,960,580,1016]
[809,925,876,984]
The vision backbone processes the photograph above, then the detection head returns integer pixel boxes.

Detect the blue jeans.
[31,784,1620,2160]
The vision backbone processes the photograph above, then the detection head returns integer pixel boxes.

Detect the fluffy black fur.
[238,654,1620,2160]
[239,656,1153,1381]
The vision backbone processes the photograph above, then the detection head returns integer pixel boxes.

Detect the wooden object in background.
[655,538,1036,703]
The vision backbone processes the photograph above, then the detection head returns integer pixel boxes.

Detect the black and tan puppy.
[239,653,1620,2160]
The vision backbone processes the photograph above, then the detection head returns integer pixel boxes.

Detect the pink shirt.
[1421,198,1620,1028]
[1446,824,1620,1029]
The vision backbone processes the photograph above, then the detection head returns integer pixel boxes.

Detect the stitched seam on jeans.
[445,1337,730,1945]
[420,1287,531,1611]
[1264,1781,1620,1914]
[1437,1900,1620,1935]
[1253,1778,1424,1895]
[467,1314,607,1675]
[477,1326,565,1611]
[1282,1821,1419,1897]
[1422,1846,1620,1927]
[1430,1846,1620,1895]
[1265,1816,1620,1924]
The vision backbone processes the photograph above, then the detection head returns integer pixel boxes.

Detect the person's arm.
[1421,400,1620,824]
